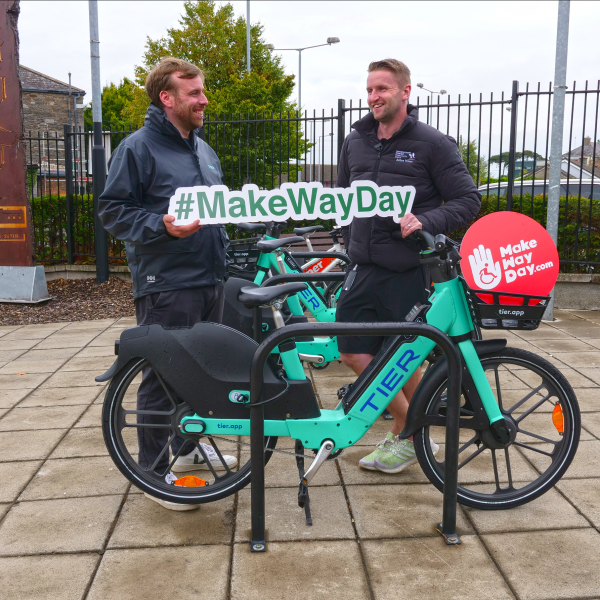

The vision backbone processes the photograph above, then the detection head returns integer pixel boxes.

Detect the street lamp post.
[416,83,447,105]
[267,38,340,109]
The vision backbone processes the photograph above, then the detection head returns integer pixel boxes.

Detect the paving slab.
[0,404,87,431]
[62,318,116,330]
[0,358,69,375]
[61,355,116,372]
[554,440,600,479]
[347,483,472,539]
[363,536,513,600]
[88,329,129,347]
[76,345,117,358]
[74,403,103,427]
[41,369,105,388]
[19,456,129,500]
[0,388,33,409]
[231,541,369,600]
[557,478,600,527]
[34,335,96,350]
[88,546,230,600]
[483,528,600,600]
[235,486,354,542]
[567,388,600,412]
[0,428,65,462]
[581,411,600,439]
[0,503,10,519]
[514,326,574,341]
[1,326,66,340]
[0,338,41,350]
[18,385,103,407]
[50,427,110,458]
[0,495,123,555]
[530,338,598,353]
[0,554,99,600]
[108,492,234,548]
[0,372,50,390]
[0,460,42,502]
[0,350,27,363]
[464,486,588,533]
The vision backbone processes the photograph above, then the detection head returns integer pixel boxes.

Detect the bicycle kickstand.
[295,440,313,526]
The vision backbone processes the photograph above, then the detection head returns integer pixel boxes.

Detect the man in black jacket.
[99,57,236,510]
[336,59,481,474]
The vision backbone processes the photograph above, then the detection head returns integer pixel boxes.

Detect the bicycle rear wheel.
[414,347,580,510]
[102,358,277,504]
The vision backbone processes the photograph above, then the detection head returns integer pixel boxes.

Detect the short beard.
[173,95,202,132]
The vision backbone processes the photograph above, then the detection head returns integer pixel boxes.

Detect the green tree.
[489,150,545,176]
[458,136,488,186]
[83,78,137,130]
[119,1,306,189]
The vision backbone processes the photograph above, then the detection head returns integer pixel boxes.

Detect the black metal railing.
[24,80,600,271]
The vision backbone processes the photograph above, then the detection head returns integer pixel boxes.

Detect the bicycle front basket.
[226,238,260,267]
[463,284,550,331]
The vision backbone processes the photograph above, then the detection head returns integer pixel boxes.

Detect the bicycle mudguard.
[400,338,508,438]
[96,323,320,421]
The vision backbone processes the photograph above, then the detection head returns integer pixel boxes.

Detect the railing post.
[506,80,519,212]
[337,99,346,162]
[64,125,75,264]
[198,123,206,141]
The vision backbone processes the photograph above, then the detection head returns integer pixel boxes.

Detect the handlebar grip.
[391,228,436,250]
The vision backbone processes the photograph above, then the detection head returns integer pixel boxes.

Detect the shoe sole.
[358,462,378,471]
[144,493,200,511]
[171,461,238,473]
[374,456,418,474]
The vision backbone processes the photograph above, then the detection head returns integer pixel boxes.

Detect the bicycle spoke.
[491,449,501,491]
[458,434,479,455]
[195,441,220,480]
[163,441,192,478]
[515,393,553,423]
[494,366,503,410]
[148,430,177,474]
[458,444,486,470]
[153,369,179,413]
[513,441,554,457]
[506,384,547,415]
[504,447,514,489]
[517,427,559,445]
[208,437,232,475]
[124,423,172,429]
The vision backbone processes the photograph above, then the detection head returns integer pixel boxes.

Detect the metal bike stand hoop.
[249,321,462,552]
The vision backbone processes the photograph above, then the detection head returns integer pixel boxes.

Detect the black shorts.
[336,263,429,355]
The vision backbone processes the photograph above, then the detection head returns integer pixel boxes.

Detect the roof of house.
[563,139,600,159]
[19,65,85,94]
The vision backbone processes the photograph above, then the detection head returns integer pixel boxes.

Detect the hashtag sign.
[175,193,195,220]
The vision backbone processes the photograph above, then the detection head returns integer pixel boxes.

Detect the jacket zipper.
[369,141,386,263]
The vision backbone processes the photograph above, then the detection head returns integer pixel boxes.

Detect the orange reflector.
[552,403,564,435]
[174,476,207,487]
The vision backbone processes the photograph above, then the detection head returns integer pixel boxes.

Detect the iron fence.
[24,79,600,271]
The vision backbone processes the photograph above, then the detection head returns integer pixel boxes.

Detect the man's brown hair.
[145,57,204,109]
[367,59,411,87]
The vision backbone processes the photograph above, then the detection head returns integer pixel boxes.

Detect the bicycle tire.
[102,358,278,504]
[414,346,580,510]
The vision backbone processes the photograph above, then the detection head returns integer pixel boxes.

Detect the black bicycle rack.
[248,320,463,552]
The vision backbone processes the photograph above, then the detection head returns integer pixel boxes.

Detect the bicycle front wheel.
[414,346,580,510]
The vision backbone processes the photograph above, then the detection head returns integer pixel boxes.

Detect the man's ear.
[159,90,173,109]
[402,84,412,101]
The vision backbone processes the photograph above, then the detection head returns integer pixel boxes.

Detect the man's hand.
[399,212,423,238]
[163,214,202,238]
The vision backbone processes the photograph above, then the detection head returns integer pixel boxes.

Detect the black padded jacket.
[338,106,481,272]
[98,104,229,299]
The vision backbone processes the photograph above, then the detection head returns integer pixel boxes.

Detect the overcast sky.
[18,0,600,112]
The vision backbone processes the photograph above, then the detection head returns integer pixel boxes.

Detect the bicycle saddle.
[238,282,307,307]
[256,236,305,252]
[293,225,324,236]
[236,222,266,233]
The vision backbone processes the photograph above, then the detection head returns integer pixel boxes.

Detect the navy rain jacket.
[99,103,229,299]
[338,106,481,272]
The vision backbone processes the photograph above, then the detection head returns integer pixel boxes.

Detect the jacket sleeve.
[336,138,352,252]
[98,144,174,246]
[417,135,482,234]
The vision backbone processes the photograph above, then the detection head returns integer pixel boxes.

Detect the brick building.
[19,66,86,196]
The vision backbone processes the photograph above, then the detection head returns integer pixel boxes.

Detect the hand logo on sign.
[468,245,502,290]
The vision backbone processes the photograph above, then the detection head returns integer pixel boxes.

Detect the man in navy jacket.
[99,57,236,510]
[336,59,481,474]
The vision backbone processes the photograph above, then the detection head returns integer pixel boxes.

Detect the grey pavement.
[0,310,599,599]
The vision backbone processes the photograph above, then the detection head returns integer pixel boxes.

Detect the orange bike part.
[174,476,207,487]
[552,402,564,435]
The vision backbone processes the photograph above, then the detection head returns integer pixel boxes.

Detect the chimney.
[584,136,591,146]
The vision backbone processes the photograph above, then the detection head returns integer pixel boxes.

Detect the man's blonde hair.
[367,59,411,87]
[145,57,204,108]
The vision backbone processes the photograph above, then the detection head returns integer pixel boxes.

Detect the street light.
[416,82,447,105]
[267,38,340,109]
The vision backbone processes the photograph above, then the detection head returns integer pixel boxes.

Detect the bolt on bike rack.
[249,320,463,552]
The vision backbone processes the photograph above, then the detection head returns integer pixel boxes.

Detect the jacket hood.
[352,104,419,140]
[144,103,201,142]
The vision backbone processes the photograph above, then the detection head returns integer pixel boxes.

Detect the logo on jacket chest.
[395,150,415,163]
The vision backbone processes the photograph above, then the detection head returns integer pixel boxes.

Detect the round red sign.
[460,212,559,304]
